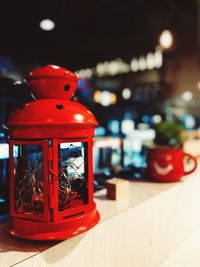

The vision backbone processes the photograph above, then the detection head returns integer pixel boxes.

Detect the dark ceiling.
[0,0,198,70]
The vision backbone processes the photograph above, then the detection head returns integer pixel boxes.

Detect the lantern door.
[9,140,50,222]
[51,138,93,221]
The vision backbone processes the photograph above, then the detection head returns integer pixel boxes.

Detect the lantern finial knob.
[27,65,78,100]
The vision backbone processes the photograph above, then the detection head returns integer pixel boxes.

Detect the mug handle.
[183,153,198,175]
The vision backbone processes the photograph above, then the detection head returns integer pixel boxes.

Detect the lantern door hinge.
[48,198,54,221]
[47,147,53,162]
[48,196,55,210]
[47,183,54,197]
[47,184,57,210]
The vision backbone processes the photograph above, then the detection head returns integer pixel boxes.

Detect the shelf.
[159,227,200,267]
[1,169,200,267]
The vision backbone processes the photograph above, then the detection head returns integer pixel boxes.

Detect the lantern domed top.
[27,65,78,100]
[6,65,97,139]
[7,99,97,128]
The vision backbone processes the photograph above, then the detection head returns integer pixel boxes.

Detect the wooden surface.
[159,227,200,267]
[1,169,200,267]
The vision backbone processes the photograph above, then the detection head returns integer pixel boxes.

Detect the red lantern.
[6,65,100,240]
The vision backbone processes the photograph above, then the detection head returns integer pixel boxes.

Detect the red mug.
[147,148,197,182]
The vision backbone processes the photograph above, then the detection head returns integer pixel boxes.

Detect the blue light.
[108,120,120,134]
[0,55,12,75]
[183,114,196,130]
[142,115,150,124]
[78,80,86,88]
[134,172,142,179]
[0,198,5,204]
[95,127,106,136]
[77,79,89,90]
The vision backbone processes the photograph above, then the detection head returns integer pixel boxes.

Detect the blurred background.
[0,0,200,192]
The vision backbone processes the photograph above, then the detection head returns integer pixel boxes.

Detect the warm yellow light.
[122,88,131,100]
[154,50,163,68]
[100,91,111,106]
[130,58,138,72]
[93,90,102,103]
[152,114,162,124]
[110,93,117,104]
[146,53,155,70]
[159,30,173,50]
[138,56,146,71]
[198,81,200,90]
[39,19,55,31]
[182,91,193,101]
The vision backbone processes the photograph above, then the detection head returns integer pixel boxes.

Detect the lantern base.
[6,203,100,240]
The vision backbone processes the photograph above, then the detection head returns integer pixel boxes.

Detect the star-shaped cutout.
[64,83,70,92]
[56,104,64,110]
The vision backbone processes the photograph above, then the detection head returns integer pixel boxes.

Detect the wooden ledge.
[1,168,200,267]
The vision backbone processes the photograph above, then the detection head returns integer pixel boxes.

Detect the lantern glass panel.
[13,144,44,216]
[58,142,88,211]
